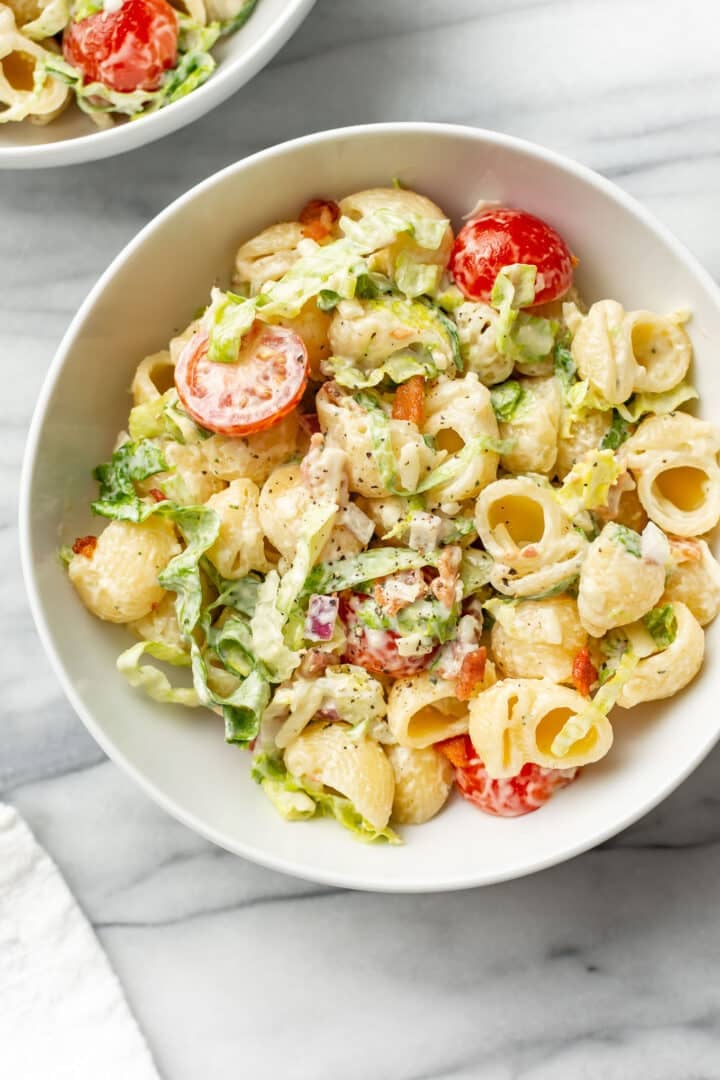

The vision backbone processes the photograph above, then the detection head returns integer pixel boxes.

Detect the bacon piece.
[299,648,335,677]
[431,545,462,609]
[71,535,97,559]
[572,646,598,697]
[391,375,425,427]
[437,734,474,770]
[373,568,429,617]
[455,646,488,701]
[149,488,167,503]
[299,198,340,243]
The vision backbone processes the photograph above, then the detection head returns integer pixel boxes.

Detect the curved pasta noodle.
[422,372,499,505]
[317,382,438,498]
[205,479,270,579]
[68,517,180,623]
[329,297,456,376]
[555,409,611,480]
[499,376,562,476]
[338,186,453,277]
[272,301,332,380]
[283,720,395,831]
[202,412,299,486]
[475,477,587,597]
[154,442,225,505]
[0,8,69,124]
[131,350,176,405]
[577,521,665,637]
[491,596,587,684]
[626,311,692,394]
[258,462,363,565]
[130,592,186,652]
[468,677,613,778]
[233,221,307,295]
[385,744,453,825]
[623,414,720,537]
[663,539,720,627]
[454,301,513,386]
[571,299,637,405]
[386,672,469,748]
[617,602,704,708]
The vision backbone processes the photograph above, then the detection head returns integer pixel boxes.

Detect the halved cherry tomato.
[455,647,488,701]
[63,0,178,94]
[175,323,308,437]
[450,208,574,306]
[340,592,436,677]
[446,736,579,817]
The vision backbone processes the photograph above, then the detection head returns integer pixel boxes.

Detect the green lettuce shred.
[613,524,642,558]
[555,449,622,517]
[600,410,632,450]
[116,640,197,707]
[304,547,431,597]
[491,380,527,422]
[616,382,699,423]
[92,439,167,521]
[642,604,678,649]
[550,649,638,757]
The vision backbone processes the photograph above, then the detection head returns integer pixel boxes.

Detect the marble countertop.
[3,1,720,1076]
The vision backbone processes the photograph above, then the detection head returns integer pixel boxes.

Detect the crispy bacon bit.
[299,198,340,243]
[572,646,598,697]
[391,375,425,427]
[437,734,474,770]
[71,535,97,559]
[669,537,702,564]
[374,568,429,616]
[299,648,335,677]
[149,488,167,503]
[299,412,321,436]
[456,646,488,701]
[431,545,462,609]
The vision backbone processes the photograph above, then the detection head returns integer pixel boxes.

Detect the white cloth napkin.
[0,803,161,1080]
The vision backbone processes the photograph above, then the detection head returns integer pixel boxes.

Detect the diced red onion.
[305,594,339,642]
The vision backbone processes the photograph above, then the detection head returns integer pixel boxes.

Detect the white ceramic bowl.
[0,0,314,168]
[21,123,720,891]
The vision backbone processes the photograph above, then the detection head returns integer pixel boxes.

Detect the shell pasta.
[64,187,719,843]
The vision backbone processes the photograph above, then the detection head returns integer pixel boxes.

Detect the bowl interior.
[23,125,720,890]
[0,0,314,164]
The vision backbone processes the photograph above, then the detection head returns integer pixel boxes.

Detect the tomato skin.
[63,0,178,93]
[450,208,574,306]
[446,736,579,817]
[175,324,308,437]
[340,593,435,677]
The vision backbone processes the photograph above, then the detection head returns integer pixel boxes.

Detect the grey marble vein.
[2,1,720,1077]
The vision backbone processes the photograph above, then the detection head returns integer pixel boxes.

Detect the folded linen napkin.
[0,803,161,1080]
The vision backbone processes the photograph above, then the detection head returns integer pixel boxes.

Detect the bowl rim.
[20,121,720,891]
[0,0,316,169]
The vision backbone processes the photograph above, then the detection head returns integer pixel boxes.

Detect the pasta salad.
[64,186,720,842]
[0,0,257,126]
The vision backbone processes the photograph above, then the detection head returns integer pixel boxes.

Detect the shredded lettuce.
[158,506,220,635]
[339,208,449,253]
[491,380,527,422]
[394,252,442,298]
[317,289,342,311]
[203,288,256,364]
[555,449,622,517]
[128,388,208,444]
[616,382,699,423]
[550,649,638,757]
[92,439,167,521]
[116,640,198,707]
[489,264,556,363]
[553,342,576,394]
[600,410,632,450]
[355,390,510,497]
[256,239,367,319]
[642,604,678,649]
[460,549,495,595]
[251,752,400,843]
[217,0,258,35]
[327,351,438,390]
[190,647,270,746]
[613,524,642,558]
[304,547,431,596]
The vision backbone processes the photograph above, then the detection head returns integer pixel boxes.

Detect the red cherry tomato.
[63,0,178,93]
[340,593,435,677]
[446,736,579,817]
[450,208,574,306]
[175,324,308,437]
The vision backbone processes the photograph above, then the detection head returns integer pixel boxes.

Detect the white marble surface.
[3,1,720,1076]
